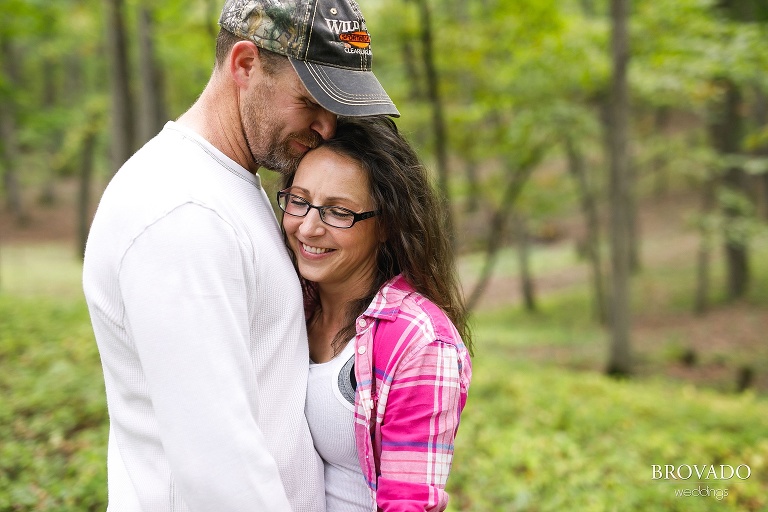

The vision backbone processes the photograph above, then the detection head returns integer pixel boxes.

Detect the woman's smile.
[300,242,335,256]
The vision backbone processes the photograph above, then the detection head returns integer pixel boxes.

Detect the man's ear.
[229,41,261,88]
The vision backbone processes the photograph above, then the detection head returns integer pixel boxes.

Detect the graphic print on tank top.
[338,354,356,405]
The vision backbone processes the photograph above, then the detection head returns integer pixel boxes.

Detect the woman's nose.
[298,207,326,236]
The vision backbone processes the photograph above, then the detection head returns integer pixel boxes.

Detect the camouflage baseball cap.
[219,0,399,117]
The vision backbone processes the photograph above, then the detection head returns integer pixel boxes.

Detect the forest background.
[1,0,768,510]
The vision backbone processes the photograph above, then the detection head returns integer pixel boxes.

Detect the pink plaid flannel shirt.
[352,275,472,512]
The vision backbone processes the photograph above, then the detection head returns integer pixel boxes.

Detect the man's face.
[241,65,336,174]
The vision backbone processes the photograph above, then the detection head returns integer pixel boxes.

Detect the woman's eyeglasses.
[277,190,379,229]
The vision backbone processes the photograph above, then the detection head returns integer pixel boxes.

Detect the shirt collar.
[361,274,414,322]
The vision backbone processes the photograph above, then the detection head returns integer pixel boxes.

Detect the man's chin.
[260,155,302,175]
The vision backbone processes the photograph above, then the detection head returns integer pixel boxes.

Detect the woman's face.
[282,147,382,296]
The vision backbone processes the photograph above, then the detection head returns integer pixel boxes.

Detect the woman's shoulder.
[365,275,471,386]
[368,275,463,353]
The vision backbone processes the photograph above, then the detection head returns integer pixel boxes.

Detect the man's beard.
[241,90,321,175]
[260,133,316,174]
[252,130,303,175]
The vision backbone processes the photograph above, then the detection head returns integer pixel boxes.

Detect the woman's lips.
[300,242,335,258]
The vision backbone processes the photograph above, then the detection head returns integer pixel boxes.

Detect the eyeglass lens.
[279,193,356,228]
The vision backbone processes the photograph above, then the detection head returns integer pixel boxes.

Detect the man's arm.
[119,202,292,511]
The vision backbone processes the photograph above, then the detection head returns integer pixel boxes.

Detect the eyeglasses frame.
[276,190,380,229]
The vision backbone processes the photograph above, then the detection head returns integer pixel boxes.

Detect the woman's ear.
[229,41,260,88]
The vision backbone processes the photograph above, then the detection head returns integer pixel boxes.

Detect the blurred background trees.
[2,1,768,509]
[1,0,767,377]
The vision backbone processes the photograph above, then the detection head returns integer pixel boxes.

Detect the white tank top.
[306,340,370,512]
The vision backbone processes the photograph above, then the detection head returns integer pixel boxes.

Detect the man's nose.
[311,108,337,141]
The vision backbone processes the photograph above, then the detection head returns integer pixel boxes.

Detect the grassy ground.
[0,293,106,510]
[1,205,767,510]
[448,357,768,511]
[0,244,84,299]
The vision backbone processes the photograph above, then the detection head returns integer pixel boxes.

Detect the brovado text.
[652,464,751,480]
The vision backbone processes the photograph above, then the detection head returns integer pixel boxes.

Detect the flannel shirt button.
[358,345,367,355]
[357,319,367,328]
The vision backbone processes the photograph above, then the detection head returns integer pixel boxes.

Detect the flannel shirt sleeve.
[375,339,466,512]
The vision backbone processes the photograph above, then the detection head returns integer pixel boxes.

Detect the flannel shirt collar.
[360,274,415,324]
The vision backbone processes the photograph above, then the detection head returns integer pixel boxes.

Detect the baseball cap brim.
[290,59,400,118]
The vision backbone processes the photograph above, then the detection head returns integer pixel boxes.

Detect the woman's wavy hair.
[283,116,472,355]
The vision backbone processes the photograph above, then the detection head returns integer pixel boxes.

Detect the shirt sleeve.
[375,339,465,512]
[118,203,292,511]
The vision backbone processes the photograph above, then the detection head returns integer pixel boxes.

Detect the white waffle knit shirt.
[83,122,324,512]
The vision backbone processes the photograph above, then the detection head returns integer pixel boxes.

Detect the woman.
[278,116,472,511]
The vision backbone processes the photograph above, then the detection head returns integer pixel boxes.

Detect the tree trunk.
[565,135,608,324]
[0,110,24,222]
[716,0,764,299]
[653,106,671,197]
[0,37,26,224]
[709,79,749,299]
[104,0,136,173]
[57,52,86,182]
[716,0,765,21]
[465,156,480,213]
[400,39,424,102]
[514,213,537,312]
[627,159,641,273]
[63,47,84,108]
[413,0,455,245]
[605,0,632,377]
[39,55,60,206]
[753,86,768,220]
[694,175,717,315]
[723,218,749,299]
[137,4,167,145]
[78,129,99,259]
[466,157,540,312]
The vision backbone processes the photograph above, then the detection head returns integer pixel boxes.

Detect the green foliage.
[153,0,219,116]
[447,358,768,511]
[633,0,768,110]
[54,96,109,178]
[0,295,107,511]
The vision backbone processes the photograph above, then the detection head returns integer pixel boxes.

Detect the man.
[83,0,398,510]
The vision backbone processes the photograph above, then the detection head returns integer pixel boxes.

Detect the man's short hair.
[215,28,290,76]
